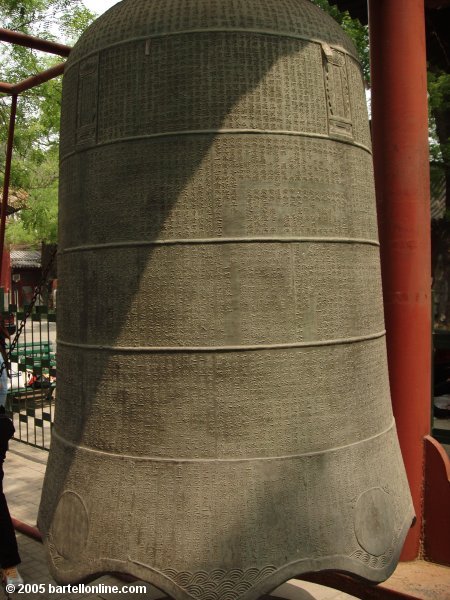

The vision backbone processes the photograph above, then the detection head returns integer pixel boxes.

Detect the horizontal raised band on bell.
[59,236,380,255]
[60,128,372,163]
[65,28,359,73]
[51,418,395,463]
[57,330,386,353]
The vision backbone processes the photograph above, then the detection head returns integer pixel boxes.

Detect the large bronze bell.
[38,0,414,598]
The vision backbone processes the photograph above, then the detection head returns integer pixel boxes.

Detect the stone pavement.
[4,439,450,600]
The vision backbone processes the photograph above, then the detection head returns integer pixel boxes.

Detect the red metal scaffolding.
[0,28,71,284]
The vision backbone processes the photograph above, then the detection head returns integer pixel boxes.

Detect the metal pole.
[0,94,18,286]
[12,62,65,94]
[0,82,15,94]
[368,0,431,560]
[1,63,65,96]
[0,28,71,57]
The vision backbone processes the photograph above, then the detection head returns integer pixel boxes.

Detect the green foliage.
[6,219,38,246]
[313,1,449,221]
[428,71,450,163]
[311,0,370,82]
[0,0,94,44]
[9,145,59,244]
[0,0,95,245]
[428,72,450,113]
[428,71,450,220]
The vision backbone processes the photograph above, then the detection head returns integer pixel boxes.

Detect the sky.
[83,0,121,16]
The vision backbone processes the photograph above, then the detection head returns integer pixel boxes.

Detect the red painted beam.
[423,436,450,565]
[368,0,431,560]
[0,28,71,57]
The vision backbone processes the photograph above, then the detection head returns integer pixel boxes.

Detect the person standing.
[0,317,10,407]
[0,396,23,585]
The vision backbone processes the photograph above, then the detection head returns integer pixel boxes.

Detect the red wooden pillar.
[368,0,431,560]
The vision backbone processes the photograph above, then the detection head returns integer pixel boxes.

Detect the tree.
[428,70,450,326]
[311,0,369,82]
[0,0,96,246]
[428,69,450,220]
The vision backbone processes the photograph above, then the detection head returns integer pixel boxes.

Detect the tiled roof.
[10,249,41,269]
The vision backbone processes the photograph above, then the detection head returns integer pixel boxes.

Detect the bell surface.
[38,0,415,598]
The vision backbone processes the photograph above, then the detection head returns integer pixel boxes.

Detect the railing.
[3,304,56,450]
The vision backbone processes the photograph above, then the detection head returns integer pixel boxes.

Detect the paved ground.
[3,440,450,600]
